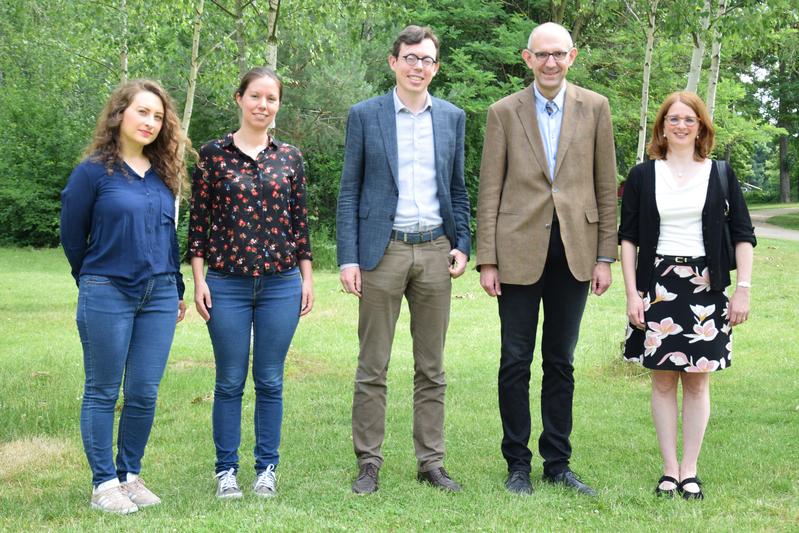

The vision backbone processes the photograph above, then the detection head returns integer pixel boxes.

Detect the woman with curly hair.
[61,79,192,514]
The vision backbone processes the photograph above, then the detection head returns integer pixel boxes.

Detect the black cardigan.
[618,159,757,292]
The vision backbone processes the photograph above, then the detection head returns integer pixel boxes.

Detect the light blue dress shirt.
[533,83,566,181]
[392,88,442,232]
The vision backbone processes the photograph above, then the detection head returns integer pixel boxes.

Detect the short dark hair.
[647,91,715,161]
[391,25,440,59]
[235,67,283,101]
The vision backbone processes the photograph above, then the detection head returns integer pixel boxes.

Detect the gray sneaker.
[215,468,243,499]
[253,464,277,497]
[121,477,161,507]
[91,483,139,514]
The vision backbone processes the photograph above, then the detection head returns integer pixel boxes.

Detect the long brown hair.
[84,79,193,196]
[647,91,715,161]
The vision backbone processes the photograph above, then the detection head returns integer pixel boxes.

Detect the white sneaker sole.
[91,502,139,514]
[216,492,243,500]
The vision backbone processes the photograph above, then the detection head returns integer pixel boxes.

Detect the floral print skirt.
[623,256,732,372]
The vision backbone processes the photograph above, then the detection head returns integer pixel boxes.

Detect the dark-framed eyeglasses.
[401,54,438,68]
[527,49,572,62]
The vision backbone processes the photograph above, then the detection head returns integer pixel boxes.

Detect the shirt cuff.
[596,256,616,263]
[340,263,359,271]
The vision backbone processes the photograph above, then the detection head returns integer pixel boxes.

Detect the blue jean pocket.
[80,275,112,286]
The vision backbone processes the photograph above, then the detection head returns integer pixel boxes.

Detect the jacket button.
[545,223,551,230]
[552,187,559,193]
[389,215,394,220]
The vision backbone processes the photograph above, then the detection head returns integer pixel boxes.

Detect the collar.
[533,83,566,113]
[221,131,280,150]
[392,88,433,115]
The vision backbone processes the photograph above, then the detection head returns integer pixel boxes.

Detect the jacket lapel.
[553,82,579,180]
[376,92,399,186]
[515,86,548,179]
[430,100,447,188]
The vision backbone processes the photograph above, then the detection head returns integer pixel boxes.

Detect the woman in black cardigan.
[619,92,755,500]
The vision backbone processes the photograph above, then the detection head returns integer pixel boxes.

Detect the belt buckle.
[675,256,687,264]
[403,231,409,243]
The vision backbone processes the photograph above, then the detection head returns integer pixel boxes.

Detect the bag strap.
[716,160,729,201]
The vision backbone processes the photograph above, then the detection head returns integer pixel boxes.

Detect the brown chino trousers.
[352,235,452,472]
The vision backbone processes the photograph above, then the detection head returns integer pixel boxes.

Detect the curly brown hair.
[83,79,193,196]
[647,91,715,161]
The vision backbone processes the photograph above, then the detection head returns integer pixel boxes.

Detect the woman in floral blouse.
[619,92,755,500]
[188,67,313,499]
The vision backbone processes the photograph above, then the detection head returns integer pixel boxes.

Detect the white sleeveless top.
[655,159,712,257]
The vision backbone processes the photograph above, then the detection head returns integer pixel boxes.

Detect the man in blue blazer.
[336,25,471,494]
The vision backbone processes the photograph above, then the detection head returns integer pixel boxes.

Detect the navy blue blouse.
[60,159,185,300]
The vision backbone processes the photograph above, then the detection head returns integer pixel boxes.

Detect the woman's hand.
[300,278,314,317]
[627,291,646,330]
[729,287,750,326]
[299,259,313,317]
[177,300,187,323]
[194,279,212,322]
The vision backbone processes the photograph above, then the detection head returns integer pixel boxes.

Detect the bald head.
[527,22,573,50]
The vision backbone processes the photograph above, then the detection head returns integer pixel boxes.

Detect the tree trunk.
[686,0,712,93]
[705,0,726,119]
[119,0,128,83]
[636,0,658,164]
[550,1,567,24]
[176,0,205,221]
[235,0,247,77]
[265,0,280,70]
[778,61,791,203]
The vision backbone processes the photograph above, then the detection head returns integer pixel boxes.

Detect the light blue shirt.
[392,88,442,232]
[533,83,566,181]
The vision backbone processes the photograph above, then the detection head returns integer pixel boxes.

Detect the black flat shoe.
[654,475,678,497]
[678,477,704,500]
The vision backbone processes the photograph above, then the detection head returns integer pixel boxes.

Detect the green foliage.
[0,0,797,249]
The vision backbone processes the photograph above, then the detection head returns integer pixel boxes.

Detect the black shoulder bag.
[716,160,736,270]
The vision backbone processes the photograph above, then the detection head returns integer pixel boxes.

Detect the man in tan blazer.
[476,22,617,496]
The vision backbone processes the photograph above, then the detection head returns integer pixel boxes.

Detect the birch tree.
[685,0,711,92]
[626,0,660,164]
[704,0,727,119]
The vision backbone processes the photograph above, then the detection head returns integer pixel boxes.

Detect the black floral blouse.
[188,133,312,275]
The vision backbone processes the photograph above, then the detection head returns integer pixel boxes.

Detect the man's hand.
[591,262,612,296]
[479,264,502,297]
[340,266,362,298]
[448,249,468,278]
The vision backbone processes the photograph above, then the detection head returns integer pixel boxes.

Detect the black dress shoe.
[417,467,462,492]
[505,470,533,495]
[542,469,597,497]
[654,475,678,497]
[352,463,379,494]
[678,477,704,500]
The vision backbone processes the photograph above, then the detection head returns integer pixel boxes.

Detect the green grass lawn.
[767,212,799,231]
[1,244,798,532]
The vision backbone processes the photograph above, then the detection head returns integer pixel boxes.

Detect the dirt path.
[749,207,799,242]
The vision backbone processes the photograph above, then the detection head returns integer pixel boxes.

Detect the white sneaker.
[253,464,277,498]
[91,479,139,514]
[215,468,243,499]
[121,474,161,507]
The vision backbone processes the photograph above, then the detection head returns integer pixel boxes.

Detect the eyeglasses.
[527,49,573,62]
[401,54,437,68]
[666,115,699,127]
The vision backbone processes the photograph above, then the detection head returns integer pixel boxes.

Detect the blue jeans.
[76,274,177,486]
[205,268,302,474]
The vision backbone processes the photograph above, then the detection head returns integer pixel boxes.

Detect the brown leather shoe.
[417,467,462,492]
[352,463,379,494]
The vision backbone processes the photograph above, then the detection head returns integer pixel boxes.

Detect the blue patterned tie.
[545,100,557,116]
